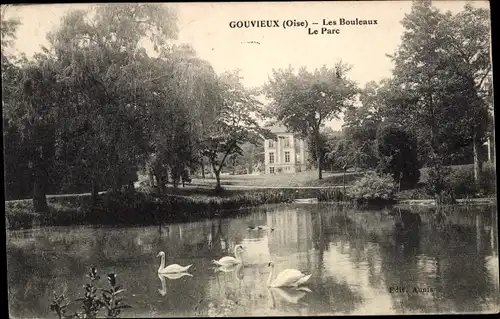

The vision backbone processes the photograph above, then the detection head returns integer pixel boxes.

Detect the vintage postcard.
[3,1,498,317]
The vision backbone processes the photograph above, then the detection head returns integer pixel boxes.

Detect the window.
[285,151,290,163]
[269,152,275,164]
[269,167,275,174]
[284,137,290,147]
[268,140,275,148]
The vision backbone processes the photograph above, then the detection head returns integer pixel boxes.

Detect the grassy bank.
[5,187,351,230]
[189,170,364,187]
[6,163,495,230]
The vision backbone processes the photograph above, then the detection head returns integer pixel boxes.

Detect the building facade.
[264,125,308,174]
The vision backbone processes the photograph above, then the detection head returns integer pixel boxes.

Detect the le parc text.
[308,18,378,35]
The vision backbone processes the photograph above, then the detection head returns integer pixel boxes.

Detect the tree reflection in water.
[6,204,499,317]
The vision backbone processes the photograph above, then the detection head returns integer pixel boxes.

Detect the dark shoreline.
[5,187,496,231]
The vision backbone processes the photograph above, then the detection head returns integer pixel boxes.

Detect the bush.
[448,165,477,198]
[424,162,455,203]
[478,165,497,196]
[317,188,345,202]
[50,267,131,318]
[427,164,497,200]
[347,172,397,204]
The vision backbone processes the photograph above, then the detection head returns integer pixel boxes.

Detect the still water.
[7,203,500,317]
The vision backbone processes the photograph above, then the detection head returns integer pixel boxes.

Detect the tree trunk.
[343,169,346,194]
[215,172,221,188]
[201,161,206,179]
[33,180,48,213]
[315,132,322,180]
[473,136,482,185]
[214,170,222,191]
[156,174,165,195]
[148,169,155,186]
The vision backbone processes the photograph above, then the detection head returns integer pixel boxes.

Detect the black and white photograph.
[3,1,498,317]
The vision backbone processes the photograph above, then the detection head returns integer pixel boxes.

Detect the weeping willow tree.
[36,3,180,201]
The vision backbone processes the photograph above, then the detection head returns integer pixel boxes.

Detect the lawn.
[188,170,364,188]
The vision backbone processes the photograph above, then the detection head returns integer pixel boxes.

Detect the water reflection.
[158,273,193,296]
[6,204,499,317]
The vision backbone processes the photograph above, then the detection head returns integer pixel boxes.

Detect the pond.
[6,203,500,317]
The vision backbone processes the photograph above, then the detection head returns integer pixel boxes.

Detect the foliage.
[376,124,421,190]
[324,136,358,172]
[384,1,492,183]
[49,267,131,318]
[308,127,343,170]
[263,62,358,179]
[317,188,345,202]
[347,172,397,204]
[444,164,496,198]
[3,4,274,204]
[201,70,273,191]
[423,160,456,204]
[341,81,385,170]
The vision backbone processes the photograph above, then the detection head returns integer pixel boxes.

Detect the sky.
[2,1,491,130]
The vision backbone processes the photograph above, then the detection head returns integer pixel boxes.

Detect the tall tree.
[46,4,180,198]
[438,3,492,183]
[201,70,273,191]
[385,1,491,185]
[263,62,358,179]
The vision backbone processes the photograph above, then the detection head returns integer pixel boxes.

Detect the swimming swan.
[212,245,244,266]
[157,251,193,274]
[266,262,311,288]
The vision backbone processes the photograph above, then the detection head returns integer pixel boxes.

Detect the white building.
[264,124,309,174]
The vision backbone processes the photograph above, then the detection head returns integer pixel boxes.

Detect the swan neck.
[267,265,274,287]
[234,247,242,260]
[159,254,166,270]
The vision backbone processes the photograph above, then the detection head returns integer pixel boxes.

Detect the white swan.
[212,245,244,266]
[266,262,311,288]
[157,251,193,274]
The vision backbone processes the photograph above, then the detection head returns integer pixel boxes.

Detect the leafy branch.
[49,267,131,319]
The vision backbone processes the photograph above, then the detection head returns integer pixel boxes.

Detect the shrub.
[317,188,345,202]
[50,267,131,318]
[424,162,455,203]
[478,165,497,196]
[396,186,432,200]
[347,172,397,204]
[448,165,477,198]
[429,164,497,200]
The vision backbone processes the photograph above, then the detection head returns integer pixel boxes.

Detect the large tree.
[439,3,492,182]
[385,1,491,185]
[263,62,358,179]
[201,70,273,191]
[45,4,180,199]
